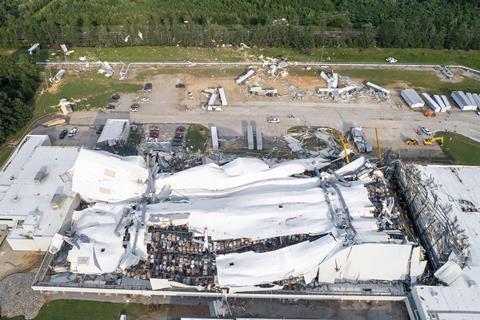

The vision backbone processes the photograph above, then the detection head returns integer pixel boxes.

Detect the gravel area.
[0,272,44,319]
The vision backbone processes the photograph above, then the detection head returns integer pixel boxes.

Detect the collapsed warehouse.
[32,148,427,297]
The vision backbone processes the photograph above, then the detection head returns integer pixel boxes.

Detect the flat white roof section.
[71,149,148,203]
[401,89,424,108]
[0,135,51,192]
[412,286,480,320]
[318,244,421,283]
[1,146,80,251]
[96,119,130,146]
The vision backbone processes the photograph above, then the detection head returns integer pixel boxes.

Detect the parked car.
[267,116,280,123]
[96,125,104,134]
[149,127,160,138]
[130,103,140,112]
[111,93,120,101]
[59,129,68,139]
[106,103,116,110]
[420,126,432,136]
[175,83,185,88]
[68,127,78,137]
[144,82,152,92]
[176,126,186,133]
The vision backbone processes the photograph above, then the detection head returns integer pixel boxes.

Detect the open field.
[36,71,140,113]
[39,46,480,69]
[435,131,480,166]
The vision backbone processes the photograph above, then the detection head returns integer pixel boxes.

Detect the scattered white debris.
[236,69,255,84]
[49,69,65,84]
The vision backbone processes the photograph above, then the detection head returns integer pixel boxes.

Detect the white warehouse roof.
[0,145,80,251]
[97,119,130,146]
[0,135,51,193]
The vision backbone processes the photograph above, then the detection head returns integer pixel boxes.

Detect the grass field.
[0,70,141,168]
[0,300,167,320]
[339,69,480,94]
[40,46,480,69]
[186,124,209,152]
[36,71,140,112]
[435,131,480,166]
[135,67,245,81]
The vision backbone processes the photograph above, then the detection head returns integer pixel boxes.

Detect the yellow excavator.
[423,136,444,146]
[404,138,419,145]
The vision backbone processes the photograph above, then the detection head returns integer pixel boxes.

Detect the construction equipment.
[423,137,444,146]
[423,111,436,117]
[404,138,419,145]
[339,135,350,164]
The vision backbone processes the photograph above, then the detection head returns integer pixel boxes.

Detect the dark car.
[59,129,68,139]
[111,93,120,101]
[175,83,185,88]
[144,82,153,92]
[130,103,140,112]
[176,126,186,132]
[106,103,116,110]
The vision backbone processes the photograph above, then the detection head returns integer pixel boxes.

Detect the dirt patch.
[281,75,326,89]
[0,240,43,281]
[47,82,61,94]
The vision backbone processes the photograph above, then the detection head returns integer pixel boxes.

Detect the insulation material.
[155,158,319,194]
[317,243,415,283]
[72,149,148,202]
[147,187,334,240]
[67,204,147,274]
[216,235,338,287]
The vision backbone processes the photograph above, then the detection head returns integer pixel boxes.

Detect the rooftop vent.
[34,166,48,184]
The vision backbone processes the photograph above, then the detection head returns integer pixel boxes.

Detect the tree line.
[0,54,39,144]
[1,0,480,50]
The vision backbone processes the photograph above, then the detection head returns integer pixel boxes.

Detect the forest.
[0,54,39,144]
[1,0,480,50]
